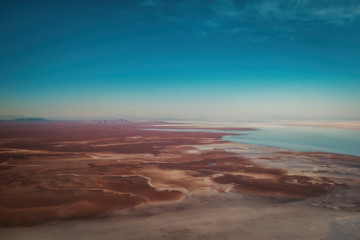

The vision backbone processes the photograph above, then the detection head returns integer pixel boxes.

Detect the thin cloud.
[201,19,221,30]
[210,0,241,19]
[139,0,360,25]
[139,0,156,7]
[198,0,360,38]
[210,0,360,25]
[310,4,360,24]
[136,0,360,39]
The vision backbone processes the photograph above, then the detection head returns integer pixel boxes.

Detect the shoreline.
[160,120,360,130]
[0,121,359,229]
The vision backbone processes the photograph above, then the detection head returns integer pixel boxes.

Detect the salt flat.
[0,121,359,239]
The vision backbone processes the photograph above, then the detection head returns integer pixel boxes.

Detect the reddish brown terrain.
[0,121,359,230]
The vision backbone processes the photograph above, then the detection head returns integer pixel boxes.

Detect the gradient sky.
[1,0,360,120]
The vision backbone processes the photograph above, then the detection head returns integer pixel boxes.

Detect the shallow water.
[223,126,360,156]
[145,126,360,156]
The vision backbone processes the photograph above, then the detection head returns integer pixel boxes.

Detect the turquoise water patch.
[144,126,360,157]
[223,126,360,157]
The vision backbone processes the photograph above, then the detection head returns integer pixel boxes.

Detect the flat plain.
[0,121,359,239]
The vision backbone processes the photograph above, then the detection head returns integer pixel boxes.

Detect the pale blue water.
[223,126,360,157]
[145,126,360,156]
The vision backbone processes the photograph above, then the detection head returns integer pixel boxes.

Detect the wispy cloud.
[309,4,360,24]
[138,0,360,24]
[210,0,241,19]
[210,0,360,25]
[200,19,221,30]
[139,0,156,7]
[137,0,360,39]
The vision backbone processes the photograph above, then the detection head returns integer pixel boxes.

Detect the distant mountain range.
[0,115,25,120]
[0,117,51,122]
[88,119,131,124]
[88,119,166,124]
[0,116,168,123]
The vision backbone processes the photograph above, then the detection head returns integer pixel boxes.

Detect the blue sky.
[1,0,360,120]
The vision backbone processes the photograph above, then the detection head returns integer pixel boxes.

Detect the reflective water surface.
[146,126,360,156]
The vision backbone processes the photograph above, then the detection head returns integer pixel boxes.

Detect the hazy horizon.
[1,114,360,122]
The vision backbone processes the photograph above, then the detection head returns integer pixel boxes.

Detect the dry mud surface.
[0,122,359,239]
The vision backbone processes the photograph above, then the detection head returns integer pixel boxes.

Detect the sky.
[1,0,360,120]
